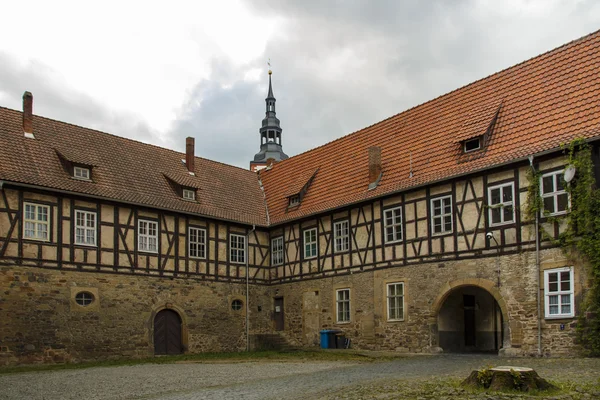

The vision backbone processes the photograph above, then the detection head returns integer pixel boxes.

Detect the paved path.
[0,354,598,400]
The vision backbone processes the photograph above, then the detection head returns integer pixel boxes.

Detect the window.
[230,234,246,264]
[336,288,350,323]
[74,210,96,246]
[289,195,300,207]
[271,236,284,265]
[231,299,243,311]
[75,291,95,306]
[182,189,196,201]
[384,206,403,243]
[188,227,206,259]
[23,203,50,241]
[431,196,453,234]
[387,282,404,321]
[304,228,317,259]
[73,166,90,180]
[544,267,574,318]
[541,171,569,215]
[463,137,481,153]
[334,220,349,252]
[138,220,158,253]
[488,183,514,226]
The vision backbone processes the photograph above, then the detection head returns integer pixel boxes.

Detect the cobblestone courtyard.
[0,354,599,399]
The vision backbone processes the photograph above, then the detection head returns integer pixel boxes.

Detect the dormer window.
[74,166,91,180]
[183,188,196,201]
[289,195,300,207]
[463,137,481,153]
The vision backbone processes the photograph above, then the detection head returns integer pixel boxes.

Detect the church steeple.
[250,68,289,172]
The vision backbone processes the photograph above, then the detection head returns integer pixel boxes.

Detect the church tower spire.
[250,67,289,172]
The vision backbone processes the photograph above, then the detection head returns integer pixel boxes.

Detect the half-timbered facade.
[2,31,600,365]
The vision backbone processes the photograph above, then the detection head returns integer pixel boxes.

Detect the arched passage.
[153,309,183,355]
[431,279,511,353]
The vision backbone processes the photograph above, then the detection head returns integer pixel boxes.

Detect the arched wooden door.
[153,309,182,355]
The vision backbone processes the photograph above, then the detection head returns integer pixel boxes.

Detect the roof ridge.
[0,105,256,176]
[267,29,600,168]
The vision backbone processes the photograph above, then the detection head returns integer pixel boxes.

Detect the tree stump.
[461,366,557,392]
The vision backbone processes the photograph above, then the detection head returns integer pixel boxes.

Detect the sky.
[1,0,599,169]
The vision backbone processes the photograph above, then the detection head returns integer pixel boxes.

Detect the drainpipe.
[529,155,543,357]
[246,225,256,352]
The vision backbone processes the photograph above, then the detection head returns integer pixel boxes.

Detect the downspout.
[529,155,543,356]
[246,224,256,352]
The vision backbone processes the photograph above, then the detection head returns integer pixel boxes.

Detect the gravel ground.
[0,355,599,400]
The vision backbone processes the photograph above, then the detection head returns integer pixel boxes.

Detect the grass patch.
[0,349,372,375]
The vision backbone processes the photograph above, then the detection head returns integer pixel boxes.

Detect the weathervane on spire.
[268,58,272,75]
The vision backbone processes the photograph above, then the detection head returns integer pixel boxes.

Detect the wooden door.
[463,295,476,347]
[274,297,284,331]
[154,309,182,355]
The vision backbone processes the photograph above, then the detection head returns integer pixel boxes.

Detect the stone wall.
[269,248,587,356]
[0,265,273,365]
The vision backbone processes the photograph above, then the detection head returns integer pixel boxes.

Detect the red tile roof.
[0,109,268,226]
[259,30,600,225]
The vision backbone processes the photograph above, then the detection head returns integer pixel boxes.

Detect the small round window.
[75,291,95,306]
[231,299,243,311]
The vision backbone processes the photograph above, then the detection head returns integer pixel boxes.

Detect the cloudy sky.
[1,0,599,168]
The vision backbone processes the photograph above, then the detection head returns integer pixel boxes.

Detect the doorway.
[274,297,284,331]
[154,309,183,355]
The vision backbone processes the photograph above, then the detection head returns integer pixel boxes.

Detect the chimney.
[368,146,382,190]
[185,137,195,174]
[23,91,34,138]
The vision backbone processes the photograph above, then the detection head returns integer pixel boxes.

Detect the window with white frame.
[387,282,404,321]
[304,228,317,259]
[230,234,246,264]
[334,220,349,252]
[271,236,284,265]
[463,137,481,153]
[74,210,96,246]
[188,226,206,259]
[541,171,569,215]
[488,182,514,226]
[384,206,403,243]
[431,195,453,234]
[23,203,50,241]
[73,166,90,180]
[182,188,196,201]
[289,195,300,207]
[336,288,351,323]
[544,267,574,318]
[138,219,158,253]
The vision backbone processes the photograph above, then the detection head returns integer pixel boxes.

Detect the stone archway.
[149,303,189,355]
[430,279,511,353]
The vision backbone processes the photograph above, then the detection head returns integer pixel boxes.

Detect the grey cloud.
[0,52,161,146]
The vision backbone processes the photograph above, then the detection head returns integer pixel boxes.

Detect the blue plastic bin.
[320,330,330,349]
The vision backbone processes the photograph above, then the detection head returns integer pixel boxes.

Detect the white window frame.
[230,233,246,264]
[431,195,453,235]
[182,188,196,201]
[271,236,284,266]
[138,219,158,253]
[540,171,569,216]
[289,195,300,207]
[23,202,50,241]
[336,288,351,323]
[384,206,403,243]
[544,267,575,319]
[487,182,515,226]
[463,137,481,153]
[333,220,349,253]
[387,282,405,321]
[73,166,90,180]
[303,228,318,259]
[188,226,206,259]
[74,210,97,246]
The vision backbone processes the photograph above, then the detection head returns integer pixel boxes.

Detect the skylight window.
[74,166,90,180]
[463,137,481,153]
[183,189,196,201]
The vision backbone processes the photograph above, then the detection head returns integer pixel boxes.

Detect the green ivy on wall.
[526,138,600,356]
